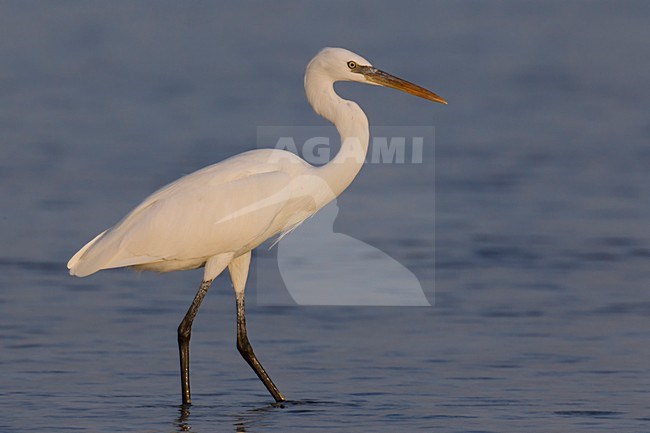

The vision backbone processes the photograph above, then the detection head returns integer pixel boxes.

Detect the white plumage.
[69,149,314,278]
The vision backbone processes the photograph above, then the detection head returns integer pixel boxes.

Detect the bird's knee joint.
[178,325,192,342]
[237,339,252,357]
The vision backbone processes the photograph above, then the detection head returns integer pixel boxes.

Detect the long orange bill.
[359,66,447,105]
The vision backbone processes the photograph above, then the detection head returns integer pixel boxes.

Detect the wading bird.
[68,47,446,404]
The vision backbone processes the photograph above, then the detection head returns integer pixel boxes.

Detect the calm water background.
[1,1,649,432]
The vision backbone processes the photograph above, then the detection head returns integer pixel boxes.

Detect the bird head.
[307,47,447,104]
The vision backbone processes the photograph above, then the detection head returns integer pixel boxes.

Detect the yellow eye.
[347,61,357,69]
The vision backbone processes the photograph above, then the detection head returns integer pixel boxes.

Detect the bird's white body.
[69,149,324,278]
[68,48,375,281]
[67,47,445,404]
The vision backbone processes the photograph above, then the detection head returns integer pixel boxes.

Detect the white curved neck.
[305,72,370,202]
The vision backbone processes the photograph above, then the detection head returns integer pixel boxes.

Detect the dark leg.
[178,279,213,405]
[228,251,285,402]
[235,293,286,402]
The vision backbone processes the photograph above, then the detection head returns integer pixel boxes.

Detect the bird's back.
[68,149,317,277]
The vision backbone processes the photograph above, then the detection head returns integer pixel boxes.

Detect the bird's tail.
[67,230,108,277]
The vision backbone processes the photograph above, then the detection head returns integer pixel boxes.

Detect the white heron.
[67,47,446,404]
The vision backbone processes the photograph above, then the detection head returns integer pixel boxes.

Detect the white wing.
[68,149,311,276]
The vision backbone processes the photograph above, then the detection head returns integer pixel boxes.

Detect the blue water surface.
[1,1,649,432]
